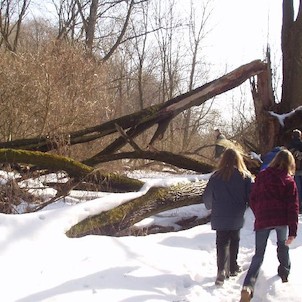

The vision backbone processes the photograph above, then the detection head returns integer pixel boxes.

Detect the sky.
[208,0,283,69]
[1,168,302,302]
[208,0,285,113]
[177,0,288,123]
[32,0,286,69]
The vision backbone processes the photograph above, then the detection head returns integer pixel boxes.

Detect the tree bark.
[82,150,214,173]
[102,0,135,61]
[281,0,302,113]
[0,148,144,192]
[253,1,302,150]
[0,148,93,178]
[66,180,208,237]
[250,50,278,154]
[84,0,98,53]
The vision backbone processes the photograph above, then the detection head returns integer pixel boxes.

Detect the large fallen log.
[0,148,144,193]
[0,148,92,177]
[66,180,209,237]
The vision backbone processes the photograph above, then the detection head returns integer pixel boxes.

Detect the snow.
[249,152,263,163]
[1,170,302,302]
[269,106,302,127]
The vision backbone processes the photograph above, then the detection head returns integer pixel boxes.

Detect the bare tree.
[54,0,79,41]
[0,0,30,52]
[53,0,149,58]
[181,0,213,152]
[129,0,149,111]
[150,0,182,151]
[77,0,98,52]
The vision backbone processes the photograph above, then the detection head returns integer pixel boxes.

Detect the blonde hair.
[214,148,250,181]
[268,149,296,175]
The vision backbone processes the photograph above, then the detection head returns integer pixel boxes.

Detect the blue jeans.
[243,226,290,292]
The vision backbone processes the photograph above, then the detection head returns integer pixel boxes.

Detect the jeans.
[243,226,290,292]
[216,230,240,274]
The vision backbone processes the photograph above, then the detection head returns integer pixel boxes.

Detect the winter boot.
[277,268,289,283]
[230,265,242,277]
[240,286,252,302]
[215,271,225,286]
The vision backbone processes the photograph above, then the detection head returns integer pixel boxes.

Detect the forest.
[0,0,301,236]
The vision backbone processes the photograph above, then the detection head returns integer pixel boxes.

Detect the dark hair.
[214,148,250,181]
[268,149,296,175]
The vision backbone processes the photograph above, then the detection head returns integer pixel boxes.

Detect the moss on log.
[83,170,144,192]
[66,180,208,237]
[0,148,93,177]
[0,149,144,192]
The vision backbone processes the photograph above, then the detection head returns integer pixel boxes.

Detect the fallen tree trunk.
[0,148,144,193]
[85,60,267,158]
[0,60,267,162]
[66,180,209,237]
[0,148,92,177]
[82,150,214,172]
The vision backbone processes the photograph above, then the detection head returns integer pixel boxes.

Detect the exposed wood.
[2,2,302,238]
[250,50,278,154]
[0,60,267,160]
[92,60,267,157]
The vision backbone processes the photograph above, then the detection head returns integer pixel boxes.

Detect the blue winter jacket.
[203,169,252,230]
[260,147,283,170]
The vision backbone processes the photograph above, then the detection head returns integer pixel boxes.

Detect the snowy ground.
[0,170,301,302]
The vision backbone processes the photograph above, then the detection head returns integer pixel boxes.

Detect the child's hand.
[285,236,295,245]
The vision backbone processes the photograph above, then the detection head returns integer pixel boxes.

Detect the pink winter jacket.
[250,167,299,237]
